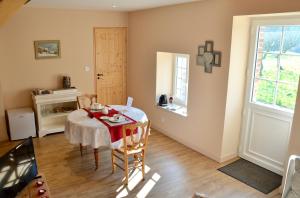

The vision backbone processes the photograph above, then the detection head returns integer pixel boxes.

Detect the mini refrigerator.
[7,108,37,140]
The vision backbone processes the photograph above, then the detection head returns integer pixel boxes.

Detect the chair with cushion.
[77,94,97,109]
[111,121,151,185]
[282,155,300,198]
[76,94,97,156]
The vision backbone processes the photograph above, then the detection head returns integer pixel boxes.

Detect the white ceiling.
[26,0,200,12]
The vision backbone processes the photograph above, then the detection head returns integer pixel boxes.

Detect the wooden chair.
[77,94,97,109]
[111,121,151,185]
[77,94,97,159]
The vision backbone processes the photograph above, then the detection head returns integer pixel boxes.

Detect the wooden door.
[0,0,28,27]
[94,27,127,105]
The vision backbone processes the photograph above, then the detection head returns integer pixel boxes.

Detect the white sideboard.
[32,90,80,137]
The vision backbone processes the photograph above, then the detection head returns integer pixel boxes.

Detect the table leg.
[94,148,99,170]
[80,144,83,156]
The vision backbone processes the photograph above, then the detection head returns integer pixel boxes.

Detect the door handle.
[97,73,104,80]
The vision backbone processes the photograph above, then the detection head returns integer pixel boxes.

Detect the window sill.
[157,104,187,117]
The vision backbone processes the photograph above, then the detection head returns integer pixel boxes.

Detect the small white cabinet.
[32,90,80,137]
[7,108,36,140]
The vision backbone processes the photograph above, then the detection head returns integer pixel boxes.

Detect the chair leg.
[80,144,83,156]
[134,154,138,168]
[111,150,116,173]
[94,148,99,170]
[142,151,145,180]
[124,154,129,185]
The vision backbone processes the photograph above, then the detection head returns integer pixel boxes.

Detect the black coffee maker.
[158,94,168,106]
[63,76,71,89]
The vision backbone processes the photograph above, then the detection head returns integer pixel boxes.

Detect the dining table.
[64,105,148,170]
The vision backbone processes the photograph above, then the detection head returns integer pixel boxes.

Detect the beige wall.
[156,52,173,100]
[0,7,128,141]
[0,83,7,141]
[288,80,300,157]
[221,16,251,162]
[0,28,8,141]
[128,0,300,161]
[281,80,300,185]
[1,0,300,163]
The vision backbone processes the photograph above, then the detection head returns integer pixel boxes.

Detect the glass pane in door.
[252,79,276,105]
[276,83,298,109]
[282,26,300,55]
[255,53,278,80]
[251,25,300,111]
[259,26,282,53]
[279,55,300,83]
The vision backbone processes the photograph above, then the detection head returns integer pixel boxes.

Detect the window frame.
[172,54,190,107]
[252,26,300,109]
[247,17,300,113]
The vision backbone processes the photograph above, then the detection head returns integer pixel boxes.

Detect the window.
[174,55,189,106]
[156,52,190,116]
[252,25,300,111]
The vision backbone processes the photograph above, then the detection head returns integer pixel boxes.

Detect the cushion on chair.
[117,144,143,155]
[286,160,300,198]
[193,192,208,198]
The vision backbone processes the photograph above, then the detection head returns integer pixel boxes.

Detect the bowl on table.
[101,107,109,115]
[91,103,104,111]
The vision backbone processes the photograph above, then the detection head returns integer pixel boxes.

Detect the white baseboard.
[151,124,222,162]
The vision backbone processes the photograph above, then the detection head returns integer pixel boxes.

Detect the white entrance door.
[240,22,300,175]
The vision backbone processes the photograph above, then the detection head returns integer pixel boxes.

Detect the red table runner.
[83,108,137,143]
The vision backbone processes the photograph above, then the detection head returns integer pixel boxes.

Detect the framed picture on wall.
[198,46,205,55]
[205,41,214,52]
[213,51,222,67]
[34,40,61,59]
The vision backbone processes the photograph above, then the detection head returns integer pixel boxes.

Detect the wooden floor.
[0,130,281,198]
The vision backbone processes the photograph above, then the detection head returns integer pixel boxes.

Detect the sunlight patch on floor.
[116,188,129,198]
[136,173,161,198]
[116,165,160,198]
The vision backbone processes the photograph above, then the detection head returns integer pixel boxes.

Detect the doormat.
[218,159,282,194]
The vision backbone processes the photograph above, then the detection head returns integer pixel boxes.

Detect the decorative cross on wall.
[196,41,222,73]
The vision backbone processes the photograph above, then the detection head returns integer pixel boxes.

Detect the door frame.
[93,27,128,104]
[239,17,300,175]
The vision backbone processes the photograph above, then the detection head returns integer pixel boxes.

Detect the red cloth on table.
[83,108,137,143]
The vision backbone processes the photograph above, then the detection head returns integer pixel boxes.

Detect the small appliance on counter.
[63,76,71,89]
[158,94,168,106]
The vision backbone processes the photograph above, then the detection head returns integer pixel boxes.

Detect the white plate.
[108,117,125,123]
[91,105,104,111]
[90,109,102,112]
[100,116,109,120]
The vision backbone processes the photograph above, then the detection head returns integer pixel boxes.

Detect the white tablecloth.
[64,105,148,149]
